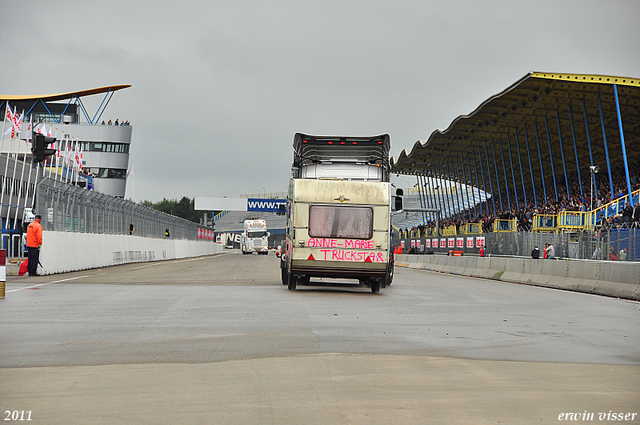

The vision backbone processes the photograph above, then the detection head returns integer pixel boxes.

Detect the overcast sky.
[1,0,639,202]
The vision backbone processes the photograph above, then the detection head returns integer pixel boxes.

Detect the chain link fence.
[34,176,210,241]
[394,225,639,262]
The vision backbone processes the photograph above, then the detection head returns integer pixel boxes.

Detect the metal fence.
[395,225,640,262]
[34,176,210,241]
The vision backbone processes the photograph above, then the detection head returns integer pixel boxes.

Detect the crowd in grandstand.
[412,162,640,235]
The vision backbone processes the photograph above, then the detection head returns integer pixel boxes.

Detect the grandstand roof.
[0,85,131,102]
[391,72,640,203]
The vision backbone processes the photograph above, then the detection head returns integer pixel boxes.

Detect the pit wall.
[395,254,640,301]
[13,231,223,275]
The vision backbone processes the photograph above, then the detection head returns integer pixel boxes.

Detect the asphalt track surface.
[1,251,638,424]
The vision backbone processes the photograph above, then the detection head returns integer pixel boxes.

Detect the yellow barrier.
[493,219,517,232]
[586,188,640,229]
[460,223,482,235]
[558,211,585,230]
[441,225,458,236]
[532,214,558,232]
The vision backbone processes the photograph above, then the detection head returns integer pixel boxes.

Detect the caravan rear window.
[308,205,373,240]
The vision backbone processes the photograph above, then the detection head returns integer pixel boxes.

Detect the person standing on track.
[26,214,43,276]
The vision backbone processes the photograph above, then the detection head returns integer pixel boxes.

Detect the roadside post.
[0,249,6,299]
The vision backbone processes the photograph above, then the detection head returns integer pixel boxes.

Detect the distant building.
[1,85,132,198]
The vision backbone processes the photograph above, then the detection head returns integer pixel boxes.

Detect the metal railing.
[240,192,286,199]
[459,223,482,235]
[493,219,517,232]
[34,176,212,241]
[532,214,558,232]
[558,211,586,230]
[586,188,640,229]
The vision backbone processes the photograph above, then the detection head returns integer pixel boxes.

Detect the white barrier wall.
[396,254,640,301]
[39,231,223,275]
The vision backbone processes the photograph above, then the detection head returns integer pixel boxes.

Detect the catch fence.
[395,225,640,262]
[28,176,213,244]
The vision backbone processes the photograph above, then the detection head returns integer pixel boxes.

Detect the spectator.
[623,203,633,225]
[479,246,485,257]
[591,246,601,260]
[609,246,618,261]
[531,245,540,259]
[619,248,627,261]
[26,215,43,276]
[544,243,555,259]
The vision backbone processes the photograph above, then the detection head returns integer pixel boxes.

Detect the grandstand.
[392,185,490,231]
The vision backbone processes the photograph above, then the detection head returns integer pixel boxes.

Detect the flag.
[79,143,84,171]
[3,103,21,137]
[74,142,81,169]
[5,103,14,126]
[25,116,32,144]
[11,112,23,138]
[65,138,71,164]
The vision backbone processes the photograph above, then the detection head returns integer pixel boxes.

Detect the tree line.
[140,197,216,224]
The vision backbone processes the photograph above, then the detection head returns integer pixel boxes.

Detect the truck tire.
[385,263,394,287]
[288,274,297,291]
[370,279,380,294]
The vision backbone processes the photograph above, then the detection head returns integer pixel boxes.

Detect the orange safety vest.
[26,221,43,248]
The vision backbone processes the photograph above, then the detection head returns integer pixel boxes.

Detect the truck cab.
[241,219,270,255]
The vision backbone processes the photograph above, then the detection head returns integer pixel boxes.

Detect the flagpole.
[128,160,134,203]
[12,114,29,231]
[4,105,22,233]
[0,103,13,224]
[55,133,61,182]
[74,137,79,185]
[46,127,54,179]
[23,118,36,219]
[63,135,69,183]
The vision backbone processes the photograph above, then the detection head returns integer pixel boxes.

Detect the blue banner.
[247,198,286,212]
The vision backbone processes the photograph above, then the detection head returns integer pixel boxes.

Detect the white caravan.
[280,133,402,293]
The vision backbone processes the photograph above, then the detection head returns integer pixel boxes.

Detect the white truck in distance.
[241,219,270,255]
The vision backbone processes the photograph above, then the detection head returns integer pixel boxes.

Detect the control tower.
[1,85,132,198]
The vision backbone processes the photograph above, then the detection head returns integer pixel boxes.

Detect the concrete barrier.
[8,231,223,276]
[396,254,640,301]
